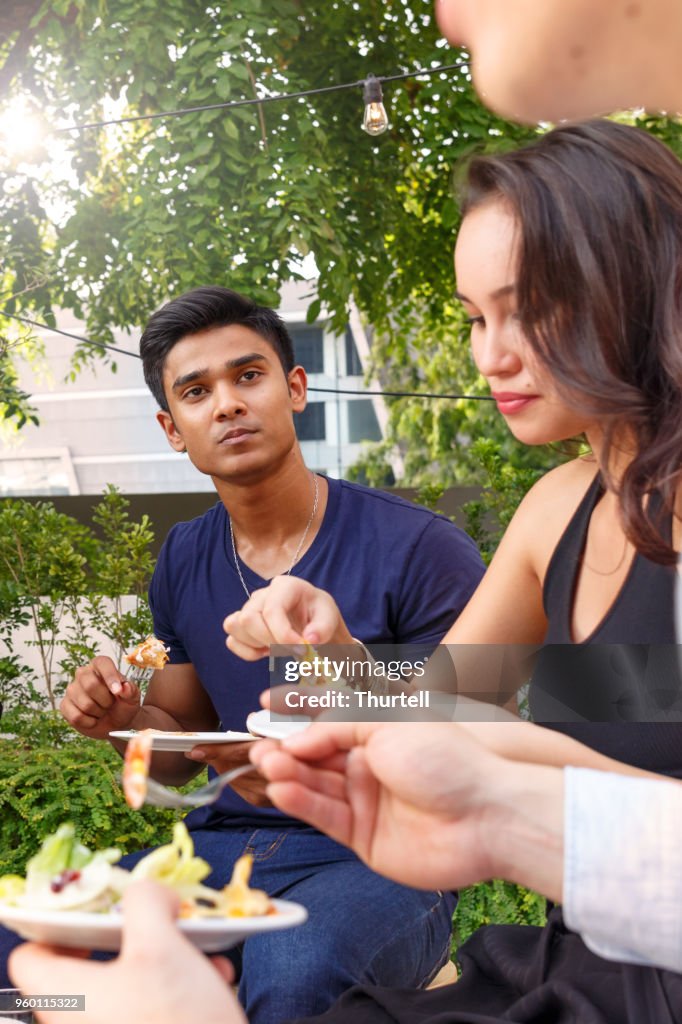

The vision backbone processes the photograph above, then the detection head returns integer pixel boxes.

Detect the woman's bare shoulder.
[509,456,599,570]
[524,455,598,506]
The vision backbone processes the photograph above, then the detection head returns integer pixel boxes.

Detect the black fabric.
[542,473,676,646]
[285,480,682,1024]
[289,909,682,1024]
[529,473,682,767]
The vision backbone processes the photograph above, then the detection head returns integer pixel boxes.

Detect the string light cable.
[47,59,470,135]
[0,308,494,403]
[1,61,491,403]
[1,311,145,360]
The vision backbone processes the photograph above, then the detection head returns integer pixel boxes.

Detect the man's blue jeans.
[0,825,455,1024]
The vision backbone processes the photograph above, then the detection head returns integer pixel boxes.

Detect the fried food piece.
[125,635,170,671]
[219,854,273,917]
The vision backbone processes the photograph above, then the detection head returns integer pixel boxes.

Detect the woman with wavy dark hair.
[440,118,682,770]
[459,117,682,569]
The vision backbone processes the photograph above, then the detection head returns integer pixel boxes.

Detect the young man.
[11,286,483,1024]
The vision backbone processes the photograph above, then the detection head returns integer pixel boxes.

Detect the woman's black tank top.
[529,472,682,777]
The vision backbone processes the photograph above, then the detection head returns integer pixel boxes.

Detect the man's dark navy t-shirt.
[148,476,484,828]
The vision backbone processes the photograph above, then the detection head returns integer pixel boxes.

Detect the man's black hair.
[140,285,295,410]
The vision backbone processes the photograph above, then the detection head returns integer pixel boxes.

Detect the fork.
[141,763,257,809]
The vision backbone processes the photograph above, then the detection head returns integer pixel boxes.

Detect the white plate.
[109,730,256,752]
[246,709,312,740]
[0,898,307,953]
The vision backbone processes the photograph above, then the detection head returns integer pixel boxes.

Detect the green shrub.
[0,493,187,879]
[452,881,547,959]
[462,439,544,565]
[0,487,154,710]
[0,710,181,876]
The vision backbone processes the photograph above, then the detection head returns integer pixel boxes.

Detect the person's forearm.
[419,644,533,706]
[458,721,669,780]
[477,749,669,905]
[109,705,206,785]
[482,761,565,902]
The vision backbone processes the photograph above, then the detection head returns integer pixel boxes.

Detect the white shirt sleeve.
[563,767,682,972]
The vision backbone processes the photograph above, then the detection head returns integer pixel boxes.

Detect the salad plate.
[109,730,256,752]
[246,709,312,741]
[0,898,308,952]
[0,822,308,953]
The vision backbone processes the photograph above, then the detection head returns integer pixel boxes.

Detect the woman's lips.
[492,393,539,415]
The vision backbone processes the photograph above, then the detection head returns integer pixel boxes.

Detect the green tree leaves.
[0,3,529,401]
[0,1,679,491]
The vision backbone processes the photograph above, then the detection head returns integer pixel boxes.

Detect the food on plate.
[0,822,274,919]
[220,853,272,917]
[0,823,128,913]
[125,634,170,671]
[122,729,153,809]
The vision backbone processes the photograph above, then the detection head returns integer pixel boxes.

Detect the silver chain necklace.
[228,473,319,599]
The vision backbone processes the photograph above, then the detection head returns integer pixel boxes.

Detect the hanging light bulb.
[361,74,389,136]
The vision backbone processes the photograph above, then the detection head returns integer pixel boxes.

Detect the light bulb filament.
[361,75,389,136]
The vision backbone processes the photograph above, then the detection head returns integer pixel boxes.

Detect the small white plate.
[0,898,307,953]
[109,730,256,752]
[246,709,312,741]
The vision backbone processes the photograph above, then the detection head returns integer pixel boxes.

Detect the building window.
[296,402,326,441]
[344,326,363,376]
[0,455,75,496]
[289,326,324,374]
[347,400,382,443]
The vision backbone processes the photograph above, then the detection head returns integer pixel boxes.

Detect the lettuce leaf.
[131,822,211,887]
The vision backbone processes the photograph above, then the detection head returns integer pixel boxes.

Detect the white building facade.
[0,281,392,496]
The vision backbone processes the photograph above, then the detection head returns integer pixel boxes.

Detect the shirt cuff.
[564,766,682,972]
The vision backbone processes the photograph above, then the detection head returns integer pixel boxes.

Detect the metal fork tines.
[143,763,256,809]
[125,666,155,687]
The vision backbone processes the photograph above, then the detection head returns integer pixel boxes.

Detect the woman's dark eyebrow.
[491,283,517,300]
[454,284,517,303]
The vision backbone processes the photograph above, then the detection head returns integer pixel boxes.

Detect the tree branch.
[0,0,42,92]
[244,59,268,150]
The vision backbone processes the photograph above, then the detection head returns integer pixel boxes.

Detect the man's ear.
[288,365,308,413]
[156,409,186,453]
